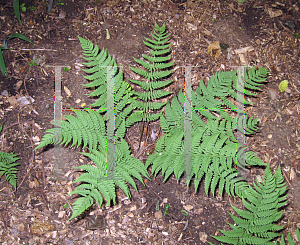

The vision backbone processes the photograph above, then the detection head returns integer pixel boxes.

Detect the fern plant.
[0,124,20,190]
[211,164,287,245]
[33,22,294,242]
[129,21,174,122]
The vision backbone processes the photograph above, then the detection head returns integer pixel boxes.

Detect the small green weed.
[164,204,170,216]
[29,59,39,67]
[181,210,188,216]
[20,3,26,12]
[63,203,69,209]
[62,66,71,74]
[56,0,64,6]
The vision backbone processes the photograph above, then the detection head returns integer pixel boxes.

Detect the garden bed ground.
[0,0,300,244]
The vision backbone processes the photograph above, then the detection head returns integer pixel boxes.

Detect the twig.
[134,127,162,158]
[11,48,58,51]
[138,120,145,150]
[17,105,36,190]
[3,203,59,221]
[145,199,158,213]
[134,143,154,159]
[282,170,292,187]
[149,187,163,200]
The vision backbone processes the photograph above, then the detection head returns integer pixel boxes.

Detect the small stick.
[11,48,59,51]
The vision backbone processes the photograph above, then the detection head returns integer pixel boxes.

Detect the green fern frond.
[34,54,147,220]
[134,101,167,111]
[78,36,135,118]
[193,67,268,122]
[129,67,173,82]
[142,54,172,63]
[129,21,174,120]
[0,124,20,190]
[278,228,300,245]
[132,57,174,71]
[69,195,94,220]
[130,78,173,91]
[35,110,106,151]
[69,138,149,220]
[131,90,172,102]
[0,151,20,190]
[212,164,287,245]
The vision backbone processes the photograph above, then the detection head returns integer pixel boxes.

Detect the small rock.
[7,96,18,106]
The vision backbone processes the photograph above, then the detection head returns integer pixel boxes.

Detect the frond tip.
[212,164,287,245]
[129,21,174,120]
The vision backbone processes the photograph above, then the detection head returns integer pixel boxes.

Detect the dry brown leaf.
[290,167,296,180]
[268,8,282,18]
[64,86,72,97]
[154,210,162,219]
[14,80,23,91]
[30,220,55,235]
[183,204,194,211]
[7,96,18,106]
[207,41,221,58]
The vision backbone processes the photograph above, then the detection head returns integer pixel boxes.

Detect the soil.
[0,0,299,244]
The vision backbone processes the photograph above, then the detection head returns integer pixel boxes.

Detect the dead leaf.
[183,204,193,211]
[33,177,39,187]
[154,210,163,219]
[202,28,214,37]
[194,208,203,214]
[268,8,282,18]
[290,167,296,180]
[64,86,72,97]
[30,220,54,235]
[14,80,23,91]
[237,53,247,65]
[207,41,221,58]
[58,211,65,218]
[234,46,254,54]
[7,96,18,106]
[129,205,137,211]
